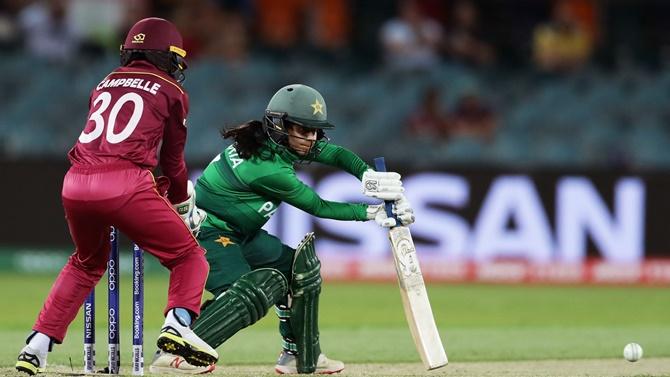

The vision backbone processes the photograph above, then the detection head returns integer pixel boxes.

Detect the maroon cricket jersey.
[68,60,189,203]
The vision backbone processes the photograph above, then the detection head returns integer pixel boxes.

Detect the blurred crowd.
[6,0,660,70]
[1,0,670,167]
[0,0,353,64]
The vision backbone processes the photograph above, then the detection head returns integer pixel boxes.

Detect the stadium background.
[0,1,670,375]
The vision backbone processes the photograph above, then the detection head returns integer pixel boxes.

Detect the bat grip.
[373,157,396,220]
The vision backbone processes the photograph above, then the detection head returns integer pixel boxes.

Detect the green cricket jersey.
[195,140,370,236]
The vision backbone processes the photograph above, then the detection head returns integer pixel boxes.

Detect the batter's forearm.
[316,144,370,180]
[298,200,368,221]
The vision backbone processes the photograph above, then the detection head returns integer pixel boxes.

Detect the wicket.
[83,227,144,375]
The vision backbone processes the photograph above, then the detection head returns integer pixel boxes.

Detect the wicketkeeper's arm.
[159,98,189,204]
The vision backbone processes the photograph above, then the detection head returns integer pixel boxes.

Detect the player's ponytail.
[221,121,267,159]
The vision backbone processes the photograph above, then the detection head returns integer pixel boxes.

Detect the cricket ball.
[623,342,643,362]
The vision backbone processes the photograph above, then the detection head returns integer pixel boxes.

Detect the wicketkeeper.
[16,17,217,376]
[150,84,415,374]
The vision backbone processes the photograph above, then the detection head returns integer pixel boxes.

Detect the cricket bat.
[374,157,448,370]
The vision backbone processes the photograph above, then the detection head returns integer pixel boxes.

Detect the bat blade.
[389,225,448,370]
[373,156,447,369]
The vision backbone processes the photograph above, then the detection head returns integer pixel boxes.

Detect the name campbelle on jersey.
[96,77,161,95]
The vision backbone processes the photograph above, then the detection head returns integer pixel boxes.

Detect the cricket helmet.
[120,17,188,82]
[263,84,333,158]
[265,84,335,130]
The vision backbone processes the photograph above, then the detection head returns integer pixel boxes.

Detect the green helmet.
[265,84,335,130]
[262,84,332,159]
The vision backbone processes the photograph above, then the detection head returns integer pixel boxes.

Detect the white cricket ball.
[623,342,643,362]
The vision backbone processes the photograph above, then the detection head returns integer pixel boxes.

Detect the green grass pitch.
[1,271,669,376]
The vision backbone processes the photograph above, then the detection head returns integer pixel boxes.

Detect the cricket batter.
[15,18,217,375]
[150,84,414,374]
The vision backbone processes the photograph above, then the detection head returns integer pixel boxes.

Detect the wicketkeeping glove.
[362,169,404,201]
[367,204,396,228]
[173,180,207,237]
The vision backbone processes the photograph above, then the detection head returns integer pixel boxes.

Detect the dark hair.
[222,120,328,160]
[221,120,268,159]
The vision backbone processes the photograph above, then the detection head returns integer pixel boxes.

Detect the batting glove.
[362,169,404,201]
[367,204,397,228]
[393,194,415,226]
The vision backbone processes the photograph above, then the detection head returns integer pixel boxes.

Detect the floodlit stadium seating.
[1,53,669,168]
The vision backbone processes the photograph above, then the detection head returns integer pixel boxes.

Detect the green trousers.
[198,225,298,351]
[198,226,295,297]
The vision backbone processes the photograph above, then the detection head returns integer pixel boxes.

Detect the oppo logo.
[108,308,118,338]
[108,260,117,291]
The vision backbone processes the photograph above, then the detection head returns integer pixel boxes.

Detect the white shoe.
[15,345,47,375]
[275,351,344,374]
[149,350,215,375]
[157,310,218,367]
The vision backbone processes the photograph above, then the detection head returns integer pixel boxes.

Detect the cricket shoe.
[15,345,46,375]
[149,350,216,374]
[157,310,218,367]
[275,350,344,374]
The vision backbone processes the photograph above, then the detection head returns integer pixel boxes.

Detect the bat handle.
[373,157,396,220]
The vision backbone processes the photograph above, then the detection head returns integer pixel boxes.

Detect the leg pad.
[193,268,288,348]
[290,233,322,373]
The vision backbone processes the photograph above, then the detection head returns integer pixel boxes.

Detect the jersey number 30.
[79,91,144,144]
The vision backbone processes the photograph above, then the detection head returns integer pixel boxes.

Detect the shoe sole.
[16,361,37,376]
[149,364,216,375]
[274,366,344,375]
[157,333,218,367]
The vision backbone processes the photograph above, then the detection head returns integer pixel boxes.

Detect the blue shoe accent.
[174,308,192,326]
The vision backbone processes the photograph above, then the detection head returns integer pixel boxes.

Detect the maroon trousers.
[34,163,208,343]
